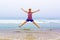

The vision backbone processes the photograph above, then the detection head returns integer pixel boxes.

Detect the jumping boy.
[19,8,40,28]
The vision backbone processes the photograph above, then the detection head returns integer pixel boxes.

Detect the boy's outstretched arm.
[21,8,28,13]
[32,9,40,13]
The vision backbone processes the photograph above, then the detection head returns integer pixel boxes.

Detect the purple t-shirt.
[28,12,32,20]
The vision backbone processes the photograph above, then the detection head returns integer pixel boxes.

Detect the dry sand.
[0,29,60,40]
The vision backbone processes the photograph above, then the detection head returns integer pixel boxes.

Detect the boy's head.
[28,8,31,12]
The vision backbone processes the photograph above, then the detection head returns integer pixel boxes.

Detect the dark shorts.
[26,19,34,22]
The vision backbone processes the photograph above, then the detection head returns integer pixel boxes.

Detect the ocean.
[0,20,60,30]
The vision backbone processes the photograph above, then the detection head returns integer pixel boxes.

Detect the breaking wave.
[0,20,60,23]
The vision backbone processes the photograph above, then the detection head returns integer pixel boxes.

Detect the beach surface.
[0,29,60,40]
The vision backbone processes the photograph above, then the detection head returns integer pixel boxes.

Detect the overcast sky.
[0,0,60,19]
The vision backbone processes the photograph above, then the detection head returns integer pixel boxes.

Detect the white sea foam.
[0,20,60,23]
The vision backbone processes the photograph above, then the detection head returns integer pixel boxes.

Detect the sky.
[0,0,60,19]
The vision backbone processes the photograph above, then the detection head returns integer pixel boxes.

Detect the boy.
[19,8,40,28]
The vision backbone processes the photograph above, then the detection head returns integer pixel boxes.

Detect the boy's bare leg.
[19,21,27,27]
[32,21,40,28]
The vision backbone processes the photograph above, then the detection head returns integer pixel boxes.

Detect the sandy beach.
[0,29,60,40]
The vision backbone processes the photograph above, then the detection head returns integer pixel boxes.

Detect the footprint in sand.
[24,34,37,40]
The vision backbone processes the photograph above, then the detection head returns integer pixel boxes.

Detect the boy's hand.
[21,8,27,13]
[21,8,23,10]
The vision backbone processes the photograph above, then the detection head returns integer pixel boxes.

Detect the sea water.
[0,20,60,30]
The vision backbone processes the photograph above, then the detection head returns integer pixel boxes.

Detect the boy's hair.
[29,8,31,10]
